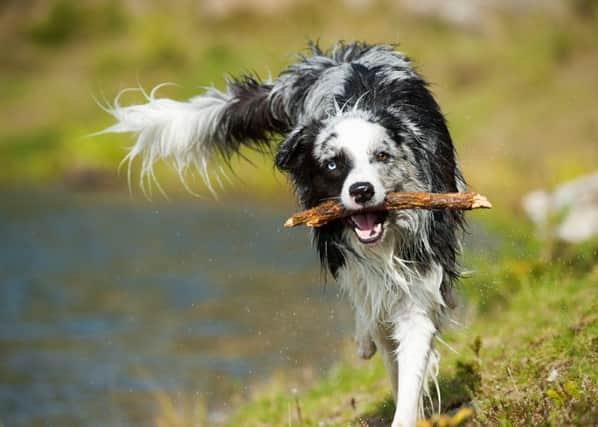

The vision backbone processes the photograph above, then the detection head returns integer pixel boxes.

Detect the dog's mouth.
[345,211,387,245]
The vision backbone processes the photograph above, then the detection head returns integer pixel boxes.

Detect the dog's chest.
[336,251,408,324]
[336,247,446,325]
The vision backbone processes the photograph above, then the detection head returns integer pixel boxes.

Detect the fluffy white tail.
[97,76,288,195]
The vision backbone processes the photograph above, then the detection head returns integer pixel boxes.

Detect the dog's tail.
[98,76,290,194]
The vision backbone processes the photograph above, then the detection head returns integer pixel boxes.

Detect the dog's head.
[272,43,464,279]
[277,109,431,246]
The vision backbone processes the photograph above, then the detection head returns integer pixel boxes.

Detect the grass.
[145,215,598,426]
[199,220,597,426]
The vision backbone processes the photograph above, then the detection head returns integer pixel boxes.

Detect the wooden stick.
[284,192,492,228]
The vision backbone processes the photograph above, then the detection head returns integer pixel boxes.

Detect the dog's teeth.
[355,228,371,241]
[354,222,383,243]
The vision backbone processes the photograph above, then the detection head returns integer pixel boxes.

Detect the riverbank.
[3,2,598,425]
[207,219,598,426]
[0,189,353,427]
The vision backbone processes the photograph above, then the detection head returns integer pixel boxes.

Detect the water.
[0,190,352,427]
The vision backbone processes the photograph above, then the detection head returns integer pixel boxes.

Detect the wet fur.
[101,41,465,426]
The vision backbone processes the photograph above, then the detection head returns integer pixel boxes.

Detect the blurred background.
[1,1,597,426]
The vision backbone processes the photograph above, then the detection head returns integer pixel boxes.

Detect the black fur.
[202,41,464,301]
[254,43,463,302]
[104,42,469,422]
[216,75,290,162]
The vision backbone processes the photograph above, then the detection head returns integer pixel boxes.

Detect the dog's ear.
[275,130,304,172]
[275,123,319,172]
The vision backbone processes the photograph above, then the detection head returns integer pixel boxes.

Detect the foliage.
[28,0,81,45]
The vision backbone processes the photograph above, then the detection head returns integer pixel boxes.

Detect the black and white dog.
[101,42,465,427]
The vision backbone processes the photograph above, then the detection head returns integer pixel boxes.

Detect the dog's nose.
[349,182,375,204]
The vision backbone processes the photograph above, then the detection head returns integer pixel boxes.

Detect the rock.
[522,172,598,243]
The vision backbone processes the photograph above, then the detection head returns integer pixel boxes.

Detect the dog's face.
[271,45,463,278]
[277,112,429,246]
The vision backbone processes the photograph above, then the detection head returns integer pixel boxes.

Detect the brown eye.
[375,151,390,162]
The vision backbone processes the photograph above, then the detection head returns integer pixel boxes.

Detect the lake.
[0,189,353,427]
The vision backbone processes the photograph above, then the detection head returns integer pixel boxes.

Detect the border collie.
[100,42,465,427]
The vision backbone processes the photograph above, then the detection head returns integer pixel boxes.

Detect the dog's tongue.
[351,213,379,231]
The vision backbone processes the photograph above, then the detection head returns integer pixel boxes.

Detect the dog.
[100,42,465,427]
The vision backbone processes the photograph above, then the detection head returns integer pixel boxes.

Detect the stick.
[284,192,492,228]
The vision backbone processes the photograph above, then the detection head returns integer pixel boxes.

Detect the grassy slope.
[221,223,598,426]
[1,1,597,205]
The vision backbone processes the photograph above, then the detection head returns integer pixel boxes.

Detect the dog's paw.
[355,337,377,359]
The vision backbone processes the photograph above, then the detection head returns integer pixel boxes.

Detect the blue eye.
[326,161,337,171]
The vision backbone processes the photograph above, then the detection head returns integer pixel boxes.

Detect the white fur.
[337,234,445,426]
[392,308,437,427]
[336,237,445,421]
[334,118,389,209]
[313,115,391,210]
[355,47,414,75]
[98,85,233,194]
[320,115,447,426]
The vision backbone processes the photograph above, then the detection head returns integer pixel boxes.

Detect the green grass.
[214,220,598,426]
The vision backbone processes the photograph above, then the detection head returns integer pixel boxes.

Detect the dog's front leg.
[371,324,398,400]
[391,309,436,427]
